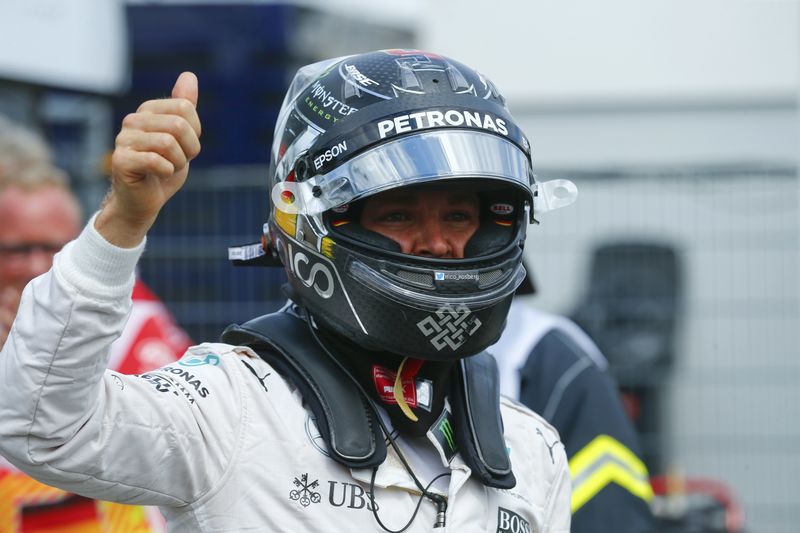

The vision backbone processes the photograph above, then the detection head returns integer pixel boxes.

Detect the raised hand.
[96,72,201,248]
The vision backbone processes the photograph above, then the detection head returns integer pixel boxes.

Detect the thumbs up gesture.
[96,72,201,248]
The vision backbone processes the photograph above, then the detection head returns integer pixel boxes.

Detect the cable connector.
[430,494,447,528]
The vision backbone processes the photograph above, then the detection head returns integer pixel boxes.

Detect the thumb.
[172,71,198,107]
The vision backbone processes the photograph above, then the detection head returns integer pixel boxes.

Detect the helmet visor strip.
[272,130,534,216]
[348,258,527,312]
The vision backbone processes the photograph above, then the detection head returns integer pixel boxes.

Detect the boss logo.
[497,507,532,533]
[292,247,335,299]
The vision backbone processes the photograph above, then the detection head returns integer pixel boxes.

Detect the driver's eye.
[380,212,410,223]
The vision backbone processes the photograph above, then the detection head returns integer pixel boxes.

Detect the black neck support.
[221,309,516,489]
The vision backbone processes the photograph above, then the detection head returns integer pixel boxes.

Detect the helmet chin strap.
[392,357,424,422]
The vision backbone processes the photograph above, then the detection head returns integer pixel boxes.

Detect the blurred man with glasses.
[0,118,189,533]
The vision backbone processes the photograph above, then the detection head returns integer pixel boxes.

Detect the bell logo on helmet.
[416,304,483,351]
[292,249,335,299]
[490,203,514,215]
[377,109,508,139]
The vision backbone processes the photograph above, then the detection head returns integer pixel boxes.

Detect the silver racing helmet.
[255,50,575,360]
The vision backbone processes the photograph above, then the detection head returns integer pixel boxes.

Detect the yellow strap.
[393,357,418,422]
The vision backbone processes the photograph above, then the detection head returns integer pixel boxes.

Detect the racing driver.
[0,50,577,532]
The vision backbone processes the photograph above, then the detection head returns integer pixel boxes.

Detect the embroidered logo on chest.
[497,507,533,533]
[289,473,321,507]
[430,408,458,463]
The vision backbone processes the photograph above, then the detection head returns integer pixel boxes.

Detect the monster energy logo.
[439,419,455,451]
[431,409,458,462]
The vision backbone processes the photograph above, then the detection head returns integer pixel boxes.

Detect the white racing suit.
[0,220,571,532]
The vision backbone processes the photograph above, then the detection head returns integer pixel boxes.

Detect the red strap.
[400,357,424,380]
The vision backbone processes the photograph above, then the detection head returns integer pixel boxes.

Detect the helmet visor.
[272,130,533,216]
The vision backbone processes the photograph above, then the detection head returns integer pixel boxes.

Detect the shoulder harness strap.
[222,311,386,468]
[221,310,516,488]
[453,354,516,488]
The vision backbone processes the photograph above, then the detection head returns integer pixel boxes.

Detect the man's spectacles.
[0,243,65,258]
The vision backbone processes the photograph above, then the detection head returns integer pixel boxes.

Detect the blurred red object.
[650,474,745,533]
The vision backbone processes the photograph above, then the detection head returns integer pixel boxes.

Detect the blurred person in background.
[0,114,52,180]
[0,116,190,532]
[0,163,81,346]
[490,262,655,532]
[0,50,576,532]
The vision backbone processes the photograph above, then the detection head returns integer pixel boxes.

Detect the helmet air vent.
[446,66,470,92]
[399,65,422,90]
[394,269,434,288]
[478,269,505,288]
